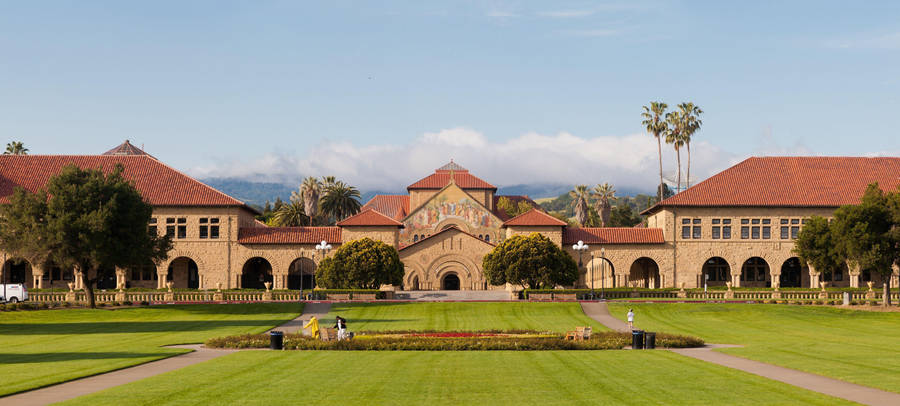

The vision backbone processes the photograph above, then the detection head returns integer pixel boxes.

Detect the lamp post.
[600,247,606,300]
[590,254,595,300]
[314,240,332,300]
[572,240,589,298]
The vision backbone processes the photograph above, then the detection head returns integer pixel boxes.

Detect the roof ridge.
[502,207,567,226]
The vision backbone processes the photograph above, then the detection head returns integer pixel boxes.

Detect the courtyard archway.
[442,273,460,290]
[628,257,660,289]
[168,257,200,289]
[241,257,273,290]
[702,257,731,287]
[2,258,32,285]
[288,257,316,290]
[741,257,770,287]
[780,257,805,288]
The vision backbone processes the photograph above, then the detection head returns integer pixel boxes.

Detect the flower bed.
[205,331,704,351]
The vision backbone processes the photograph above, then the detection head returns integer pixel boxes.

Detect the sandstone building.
[2,142,899,291]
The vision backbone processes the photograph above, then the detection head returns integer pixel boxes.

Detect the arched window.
[484,234,490,243]
[478,234,483,240]
[413,235,419,242]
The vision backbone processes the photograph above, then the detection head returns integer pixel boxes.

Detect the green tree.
[497,196,534,218]
[793,216,843,284]
[665,110,686,192]
[482,233,578,289]
[642,102,669,200]
[320,180,361,223]
[0,164,172,308]
[4,141,28,155]
[272,201,307,227]
[569,185,591,227]
[608,204,642,227]
[830,184,900,306]
[593,183,616,227]
[676,102,703,187]
[314,238,404,289]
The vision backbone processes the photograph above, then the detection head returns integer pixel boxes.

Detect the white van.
[1,284,28,303]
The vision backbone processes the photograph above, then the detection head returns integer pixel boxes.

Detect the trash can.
[644,332,656,349]
[631,330,644,350]
[270,331,284,350]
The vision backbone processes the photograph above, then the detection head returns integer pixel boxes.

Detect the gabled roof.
[643,156,900,214]
[407,161,496,190]
[361,195,410,220]
[103,140,154,158]
[399,225,495,251]
[238,226,341,244]
[502,208,567,227]
[563,227,665,245]
[336,208,404,227]
[0,155,253,211]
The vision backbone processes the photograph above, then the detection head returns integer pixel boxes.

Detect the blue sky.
[2,1,899,192]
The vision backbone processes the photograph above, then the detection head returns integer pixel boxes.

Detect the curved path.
[581,302,900,406]
[3,303,329,406]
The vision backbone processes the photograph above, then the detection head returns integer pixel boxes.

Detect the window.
[791,219,800,225]
[166,218,175,237]
[781,219,789,225]
[692,218,701,224]
[762,219,771,225]
[199,218,212,239]
[712,227,721,239]
[484,235,490,243]
[751,219,760,225]
[781,226,789,239]
[723,226,731,239]
[741,219,749,225]
[741,226,749,239]
[692,226,701,239]
[751,226,760,239]
[791,226,800,239]
[177,217,187,239]
[682,226,690,239]
[762,226,771,239]
[208,218,220,239]
[682,218,691,224]
[712,219,721,225]
[131,269,141,281]
[149,218,157,236]
[413,235,419,242]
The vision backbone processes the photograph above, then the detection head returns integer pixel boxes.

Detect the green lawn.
[0,303,301,396]
[608,303,900,393]
[324,302,607,333]
[60,350,851,406]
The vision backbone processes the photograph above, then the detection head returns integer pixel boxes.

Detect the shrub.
[140,301,150,306]
[39,302,49,309]
[97,303,106,308]
[63,301,72,307]
[123,300,133,306]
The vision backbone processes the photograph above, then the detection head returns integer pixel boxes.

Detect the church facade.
[2,142,899,292]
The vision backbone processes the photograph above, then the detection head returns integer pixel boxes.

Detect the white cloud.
[190,127,740,194]
[562,28,621,37]
[486,10,518,18]
[824,31,900,50]
[537,9,595,18]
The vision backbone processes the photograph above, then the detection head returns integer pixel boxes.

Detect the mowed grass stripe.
[59,351,852,406]
[0,303,302,396]
[608,303,900,393]
[323,302,606,332]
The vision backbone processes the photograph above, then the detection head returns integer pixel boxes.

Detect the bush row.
[0,300,152,311]
[206,331,705,351]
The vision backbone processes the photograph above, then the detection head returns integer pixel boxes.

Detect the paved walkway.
[3,303,326,406]
[580,301,900,406]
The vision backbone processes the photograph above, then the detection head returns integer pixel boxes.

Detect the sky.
[2,1,900,193]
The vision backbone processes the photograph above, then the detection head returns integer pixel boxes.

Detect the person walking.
[303,316,320,340]
[626,309,635,329]
[334,316,347,340]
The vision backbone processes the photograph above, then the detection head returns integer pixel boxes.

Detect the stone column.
[32,265,45,289]
[807,263,819,289]
[731,271,741,288]
[157,271,168,289]
[770,273,780,289]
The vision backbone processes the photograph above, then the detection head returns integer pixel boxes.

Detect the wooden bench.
[353,293,377,300]
[529,293,553,301]
[554,293,577,301]
[325,293,351,301]
[320,327,338,341]
[565,326,592,341]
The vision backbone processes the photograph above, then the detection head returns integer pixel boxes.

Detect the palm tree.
[569,185,591,227]
[320,181,361,223]
[665,111,685,192]
[293,176,322,225]
[641,102,668,200]
[4,141,28,155]
[676,102,703,187]
[321,176,336,189]
[272,201,307,227]
[593,183,616,227]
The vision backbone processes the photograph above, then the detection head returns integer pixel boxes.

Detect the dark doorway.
[96,266,117,290]
[288,257,316,290]
[4,259,30,284]
[168,258,200,289]
[780,258,804,288]
[410,275,420,290]
[242,257,273,289]
[442,274,460,290]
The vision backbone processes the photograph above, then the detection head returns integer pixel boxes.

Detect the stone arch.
[428,254,483,290]
[241,257,273,290]
[628,257,660,289]
[288,257,317,290]
[740,257,771,288]
[607,250,669,289]
[403,264,426,290]
[584,257,615,290]
[2,257,32,286]
[167,257,200,289]
[434,218,470,234]
[780,257,807,288]
[701,257,731,287]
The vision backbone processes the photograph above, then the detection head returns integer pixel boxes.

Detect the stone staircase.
[394,290,513,301]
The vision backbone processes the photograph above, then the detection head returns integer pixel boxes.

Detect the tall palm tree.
[321,176,336,189]
[665,111,685,192]
[293,176,322,225]
[641,102,668,200]
[272,201,307,227]
[569,185,591,227]
[320,181,361,223]
[593,183,616,227]
[4,141,28,155]
[676,102,703,187]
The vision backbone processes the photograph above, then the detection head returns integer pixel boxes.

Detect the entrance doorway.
[442,273,460,290]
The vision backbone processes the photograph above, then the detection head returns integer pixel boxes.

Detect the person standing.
[626,309,635,329]
[334,316,347,340]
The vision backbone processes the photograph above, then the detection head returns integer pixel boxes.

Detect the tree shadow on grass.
[0,352,175,365]
[0,319,291,335]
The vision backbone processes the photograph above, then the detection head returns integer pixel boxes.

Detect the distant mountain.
[202,177,402,209]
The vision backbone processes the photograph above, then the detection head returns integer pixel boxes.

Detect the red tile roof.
[0,155,252,211]
[563,228,665,245]
[238,226,341,244]
[407,162,496,190]
[361,195,410,220]
[493,195,540,221]
[399,225,495,251]
[644,157,900,214]
[503,208,567,227]
[336,208,404,227]
[103,140,154,158]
